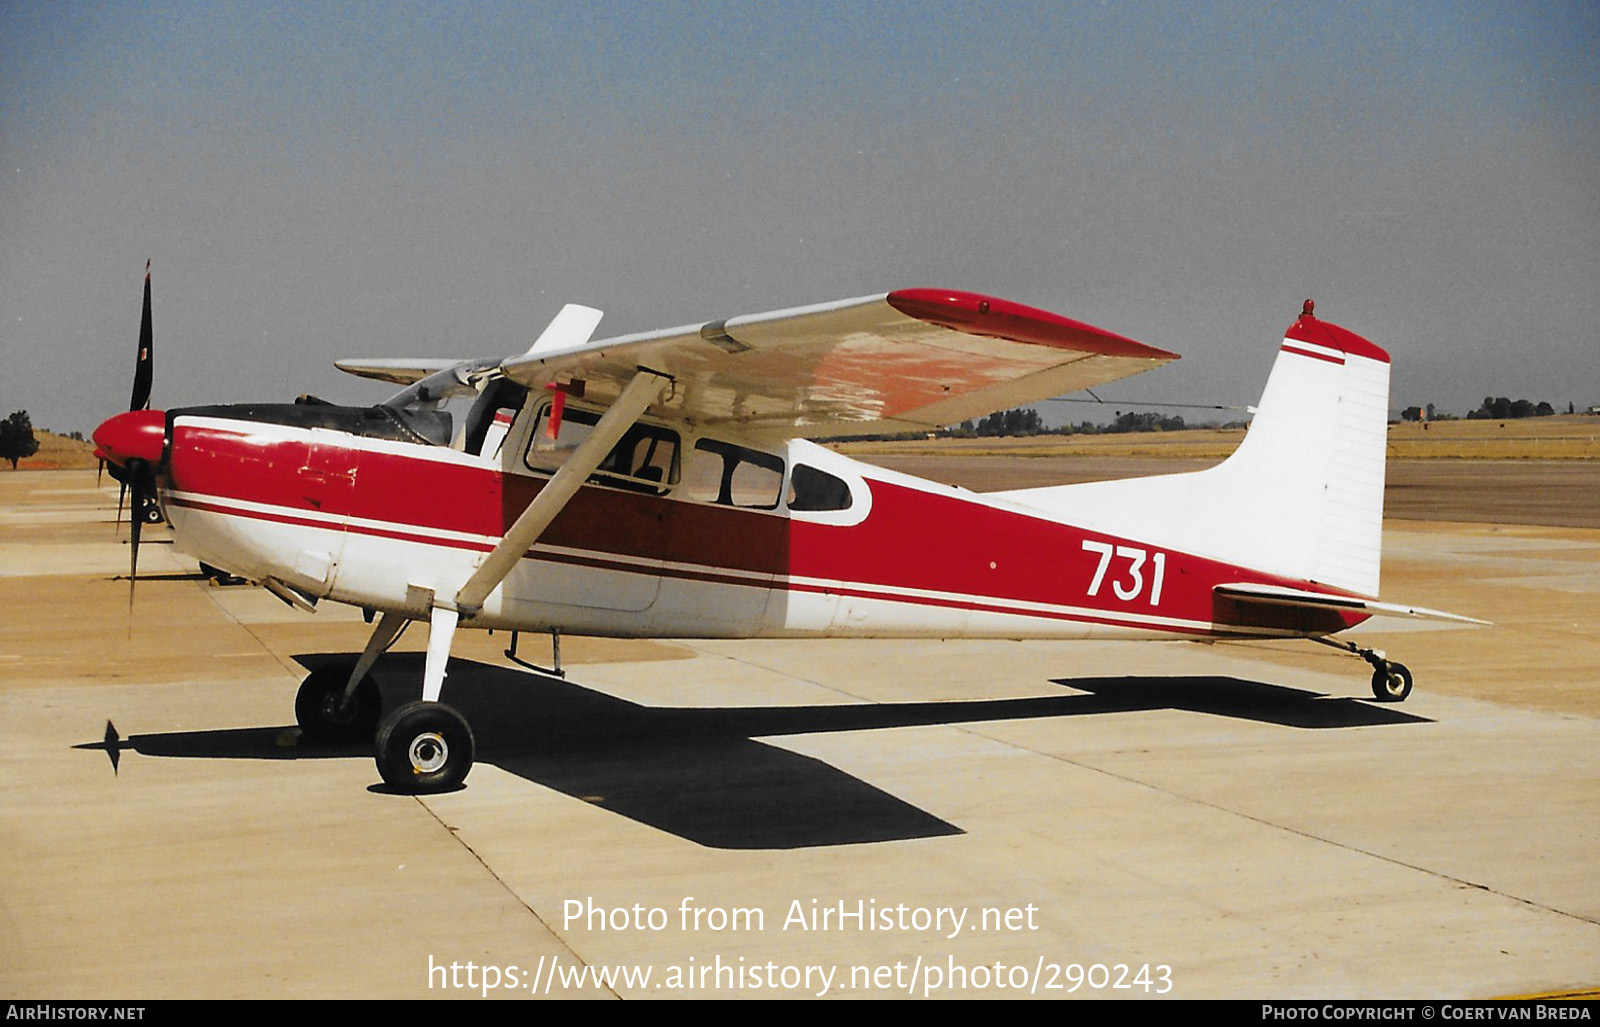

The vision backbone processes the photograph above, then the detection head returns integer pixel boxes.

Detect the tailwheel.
[295,665,382,743]
[375,700,474,793]
[1370,661,1414,703]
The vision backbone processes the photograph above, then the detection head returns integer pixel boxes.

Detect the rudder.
[990,303,1392,596]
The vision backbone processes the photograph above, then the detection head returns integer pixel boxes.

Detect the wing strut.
[415,368,674,704]
[455,367,673,612]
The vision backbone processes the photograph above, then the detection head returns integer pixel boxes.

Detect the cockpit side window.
[683,438,784,509]
[523,402,679,495]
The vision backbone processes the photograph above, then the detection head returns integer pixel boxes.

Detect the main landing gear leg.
[374,604,474,792]
[1312,636,1414,702]
[370,369,668,794]
[295,610,409,742]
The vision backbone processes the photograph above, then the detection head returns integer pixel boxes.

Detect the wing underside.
[504,289,1176,441]
[337,289,1178,442]
[333,358,466,386]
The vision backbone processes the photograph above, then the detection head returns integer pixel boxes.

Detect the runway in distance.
[93,275,1484,792]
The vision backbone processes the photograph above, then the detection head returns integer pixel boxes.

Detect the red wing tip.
[1286,314,1391,364]
[887,288,1178,361]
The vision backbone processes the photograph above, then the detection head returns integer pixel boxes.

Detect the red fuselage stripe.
[168,492,1285,639]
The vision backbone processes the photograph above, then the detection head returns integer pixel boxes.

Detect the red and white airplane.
[93,282,1482,792]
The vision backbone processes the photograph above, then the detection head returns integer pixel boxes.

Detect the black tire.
[374,701,474,793]
[1370,661,1414,702]
[295,665,382,743]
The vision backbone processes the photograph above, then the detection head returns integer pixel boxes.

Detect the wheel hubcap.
[408,731,449,773]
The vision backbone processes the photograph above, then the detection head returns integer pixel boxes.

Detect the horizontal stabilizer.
[1214,583,1489,626]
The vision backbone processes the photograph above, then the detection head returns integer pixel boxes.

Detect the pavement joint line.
[117,526,615,992]
[411,795,611,996]
[190,571,309,683]
[687,644,1600,931]
[675,642,903,705]
[173,547,622,993]
[986,729,1600,931]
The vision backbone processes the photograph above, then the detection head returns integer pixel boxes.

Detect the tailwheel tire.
[295,665,382,743]
[375,700,474,793]
[1371,661,1414,703]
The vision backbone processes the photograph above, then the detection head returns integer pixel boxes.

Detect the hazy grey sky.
[3,1,1596,434]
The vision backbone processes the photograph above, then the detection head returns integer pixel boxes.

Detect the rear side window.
[684,438,784,509]
[787,464,853,512]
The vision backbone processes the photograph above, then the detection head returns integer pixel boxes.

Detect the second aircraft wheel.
[295,665,381,743]
[1370,661,1414,703]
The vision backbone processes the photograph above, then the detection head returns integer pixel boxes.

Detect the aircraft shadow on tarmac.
[78,653,1430,850]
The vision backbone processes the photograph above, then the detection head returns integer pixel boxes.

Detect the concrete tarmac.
[1,470,1596,999]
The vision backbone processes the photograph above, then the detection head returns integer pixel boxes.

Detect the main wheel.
[1370,661,1414,702]
[295,665,381,743]
[374,700,474,793]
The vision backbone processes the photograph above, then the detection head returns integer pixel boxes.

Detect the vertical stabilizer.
[991,306,1392,596]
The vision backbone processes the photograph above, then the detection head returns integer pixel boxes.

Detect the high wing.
[337,290,1176,442]
[334,357,466,386]
[504,289,1177,441]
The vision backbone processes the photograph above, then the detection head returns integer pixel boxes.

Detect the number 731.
[1081,540,1167,605]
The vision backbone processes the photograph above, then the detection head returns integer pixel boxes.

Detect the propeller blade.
[129,261,153,412]
[128,464,145,588]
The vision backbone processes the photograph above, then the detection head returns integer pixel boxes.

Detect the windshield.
[380,360,500,448]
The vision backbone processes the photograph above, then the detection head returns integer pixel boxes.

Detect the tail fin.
[992,305,1391,596]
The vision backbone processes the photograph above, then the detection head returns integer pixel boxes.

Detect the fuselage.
[146,395,1364,643]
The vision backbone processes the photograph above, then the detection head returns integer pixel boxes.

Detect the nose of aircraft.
[93,409,166,467]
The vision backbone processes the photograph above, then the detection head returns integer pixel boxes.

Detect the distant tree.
[1426,403,1436,421]
[1468,397,1549,420]
[1107,410,1186,433]
[0,410,41,469]
[971,407,1044,437]
[1400,406,1423,422]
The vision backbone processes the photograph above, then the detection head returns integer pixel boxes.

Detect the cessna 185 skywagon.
[94,280,1482,793]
